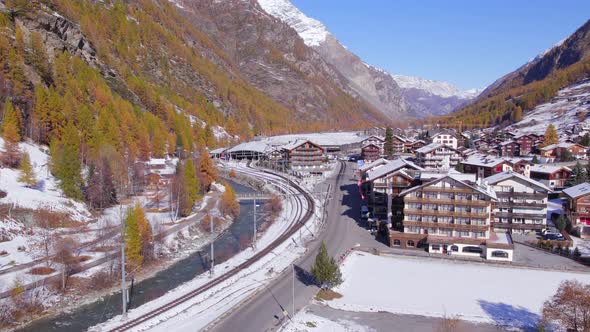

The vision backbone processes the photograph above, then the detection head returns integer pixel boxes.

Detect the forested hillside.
[430,19,590,129]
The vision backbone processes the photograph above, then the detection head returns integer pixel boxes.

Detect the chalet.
[360,136,385,153]
[391,135,407,155]
[415,143,463,169]
[359,158,389,177]
[514,134,537,155]
[361,143,381,162]
[499,141,520,157]
[530,165,572,190]
[405,139,426,154]
[461,154,513,179]
[563,182,590,238]
[395,173,513,261]
[540,142,587,160]
[432,132,458,149]
[485,172,550,234]
[282,140,325,171]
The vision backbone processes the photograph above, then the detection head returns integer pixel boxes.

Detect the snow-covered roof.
[361,135,384,142]
[462,154,505,167]
[540,142,577,151]
[359,158,389,172]
[484,171,551,192]
[399,173,496,200]
[209,147,227,154]
[281,139,322,151]
[227,141,272,154]
[563,182,590,199]
[530,164,571,174]
[366,158,423,182]
[147,158,167,166]
[499,140,517,146]
[415,143,442,154]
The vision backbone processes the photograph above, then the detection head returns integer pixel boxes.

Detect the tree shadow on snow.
[478,300,541,331]
[294,264,316,286]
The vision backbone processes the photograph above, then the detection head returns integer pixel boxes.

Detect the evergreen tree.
[383,127,394,159]
[532,155,540,164]
[1,101,21,167]
[17,152,36,187]
[86,157,117,209]
[184,158,200,208]
[311,242,342,289]
[541,124,559,147]
[554,214,568,232]
[567,161,587,187]
[199,150,218,192]
[125,206,143,269]
[581,133,590,147]
[54,122,83,199]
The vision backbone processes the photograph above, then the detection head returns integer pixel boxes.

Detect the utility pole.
[292,263,295,317]
[253,197,257,250]
[210,215,215,276]
[120,207,127,320]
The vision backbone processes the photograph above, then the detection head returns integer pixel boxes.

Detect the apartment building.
[485,172,550,234]
[432,132,459,149]
[415,143,463,169]
[282,140,325,170]
[394,173,513,261]
[361,143,381,162]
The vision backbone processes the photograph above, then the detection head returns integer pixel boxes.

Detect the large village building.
[393,172,513,261]
[563,182,590,238]
[432,132,459,149]
[282,140,325,172]
[485,172,550,234]
[361,143,381,162]
[415,143,463,169]
[540,142,587,161]
[461,154,532,179]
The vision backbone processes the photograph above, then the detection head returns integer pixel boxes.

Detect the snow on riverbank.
[90,165,326,331]
[328,251,590,330]
[280,309,374,332]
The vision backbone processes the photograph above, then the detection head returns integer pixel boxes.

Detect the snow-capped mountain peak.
[527,37,567,65]
[257,0,328,47]
[391,75,481,99]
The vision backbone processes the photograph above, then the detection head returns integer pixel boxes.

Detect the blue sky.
[291,0,590,90]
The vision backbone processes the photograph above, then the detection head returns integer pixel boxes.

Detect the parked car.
[360,205,370,219]
[542,228,560,236]
[544,233,565,241]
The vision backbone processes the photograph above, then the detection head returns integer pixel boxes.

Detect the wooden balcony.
[496,191,547,199]
[497,201,546,209]
[405,196,490,207]
[491,222,544,230]
[404,208,488,219]
[403,220,488,232]
[420,187,474,194]
[494,211,546,219]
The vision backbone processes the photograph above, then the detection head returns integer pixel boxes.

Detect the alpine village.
[0,1,589,332]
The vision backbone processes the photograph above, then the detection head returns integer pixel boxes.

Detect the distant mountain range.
[256,0,480,119]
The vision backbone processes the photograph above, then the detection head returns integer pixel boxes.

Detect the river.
[18,180,266,332]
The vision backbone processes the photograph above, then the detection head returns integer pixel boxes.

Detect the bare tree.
[52,236,80,290]
[435,315,464,332]
[543,280,590,331]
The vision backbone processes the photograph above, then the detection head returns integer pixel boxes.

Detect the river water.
[19,180,266,332]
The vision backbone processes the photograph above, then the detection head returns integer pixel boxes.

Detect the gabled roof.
[399,174,497,200]
[281,139,323,152]
[530,164,572,175]
[392,134,407,143]
[359,158,389,172]
[361,143,380,149]
[227,141,272,154]
[361,135,384,142]
[366,158,423,182]
[484,171,551,192]
[462,154,507,167]
[563,182,590,199]
[540,142,583,151]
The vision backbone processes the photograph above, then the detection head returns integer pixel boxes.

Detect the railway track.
[109,163,316,332]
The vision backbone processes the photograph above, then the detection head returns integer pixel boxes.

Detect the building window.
[407,240,415,247]
[450,245,459,252]
[393,239,401,246]
[431,244,441,251]
[491,250,509,258]
[462,246,483,254]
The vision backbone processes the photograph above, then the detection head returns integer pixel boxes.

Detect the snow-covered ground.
[280,310,374,332]
[328,251,590,330]
[90,163,328,331]
[508,80,590,136]
[0,138,92,221]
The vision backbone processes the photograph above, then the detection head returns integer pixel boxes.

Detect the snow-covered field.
[328,251,590,330]
[508,80,590,136]
[280,310,374,332]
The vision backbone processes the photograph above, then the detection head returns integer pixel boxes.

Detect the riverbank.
[2,179,265,332]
